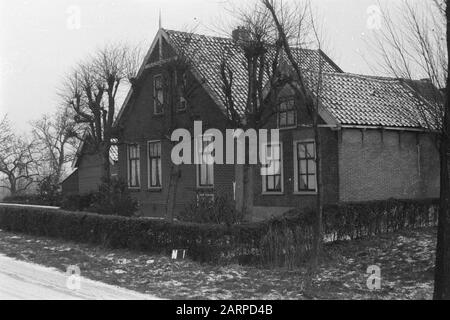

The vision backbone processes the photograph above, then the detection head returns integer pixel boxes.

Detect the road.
[0,255,160,300]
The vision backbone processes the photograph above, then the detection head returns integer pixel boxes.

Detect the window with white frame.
[176,72,188,111]
[127,144,140,188]
[278,97,297,128]
[148,141,162,189]
[262,143,283,193]
[197,136,214,188]
[294,141,317,192]
[153,75,164,115]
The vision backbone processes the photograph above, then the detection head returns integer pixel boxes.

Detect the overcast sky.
[0,0,398,131]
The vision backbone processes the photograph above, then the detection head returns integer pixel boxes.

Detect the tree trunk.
[434,134,450,299]
[101,144,111,183]
[311,125,323,270]
[165,162,181,222]
[433,1,450,300]
[241,164,254,221]
[8,177,16,196]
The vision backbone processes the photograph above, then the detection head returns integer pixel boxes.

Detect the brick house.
[114,28,440,221]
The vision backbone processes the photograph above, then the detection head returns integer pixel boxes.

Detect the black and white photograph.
[0,0,449,305]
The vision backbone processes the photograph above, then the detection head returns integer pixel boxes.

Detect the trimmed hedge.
[2,194,59,207]
[0,206,265,264]
[322,198,438,241]
[0,198,439,266]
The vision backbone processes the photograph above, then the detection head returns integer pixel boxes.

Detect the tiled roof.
[404,79,444,105]
[164,29,342,115]
[304,72,433,128]
[159,29,433,129]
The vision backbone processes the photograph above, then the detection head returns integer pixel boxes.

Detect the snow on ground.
[0,227,437,300]
[0,254,160,300]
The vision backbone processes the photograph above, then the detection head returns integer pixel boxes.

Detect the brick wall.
[339,129,440,201]
[117,62,235,218]
[61,170,79,195]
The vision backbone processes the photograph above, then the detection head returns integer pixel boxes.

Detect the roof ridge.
[163,28,233,42]
[164,28,321,52]
[320,71,402,82]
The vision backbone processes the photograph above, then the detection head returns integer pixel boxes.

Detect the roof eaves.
[318,49,344,73]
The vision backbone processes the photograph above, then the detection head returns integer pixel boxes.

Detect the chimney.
[232,26,250,44]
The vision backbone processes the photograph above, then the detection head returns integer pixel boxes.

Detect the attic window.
[278,97,297,128]
[154,75,164,115]
[176,72,188,111]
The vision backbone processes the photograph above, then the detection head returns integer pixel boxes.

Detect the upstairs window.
[176,72,188,111]
[278,98,297,128]
[127,144,140,188]
[153,75,164,115]
[148,141,162,189]
[294,141,317,193]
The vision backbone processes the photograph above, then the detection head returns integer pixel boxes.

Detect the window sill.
[153,112,164,117]
[196,186,214,190]
[128,187,141,192]
[262,191,284,196]
[176,108,187,114]
[293,191,317,196]
[278,125,298,130]
[147,188,162,192]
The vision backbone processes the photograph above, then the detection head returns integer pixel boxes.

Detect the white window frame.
[293,139,317,195]
[261,142,284,195]
[277,97,297,130]
[127,144,140,189]
[147,140,162,190]
[196,135,214,189]
[153,74,164,115]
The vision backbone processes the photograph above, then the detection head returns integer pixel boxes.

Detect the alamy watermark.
[366,5,382,30]
[66,5,81,30]
[171,121,281,175]
[66,265,81,291]
[366,265,381,290]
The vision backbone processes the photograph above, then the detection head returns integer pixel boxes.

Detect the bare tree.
[0,115,12,150]
[159,31,205,221]
[60,43,143,182]
[31,107,79,185]
[0,116,39,195]
[365,0,450,299]
[219,3,286,217]
[263,0,327,273]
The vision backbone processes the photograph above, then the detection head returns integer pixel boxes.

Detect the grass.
[0,227,436,299]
